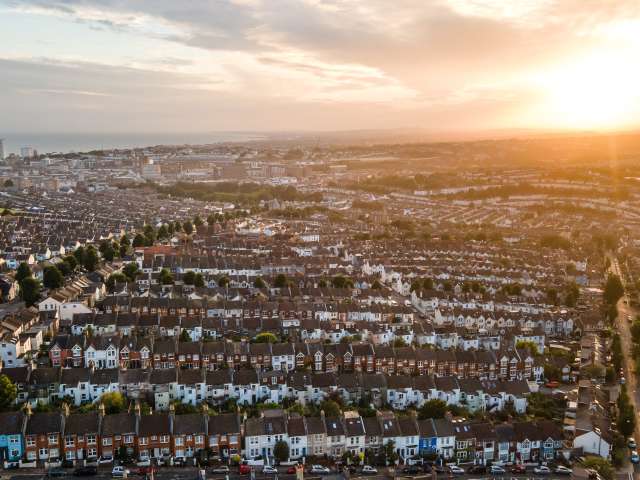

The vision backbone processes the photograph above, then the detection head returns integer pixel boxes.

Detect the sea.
[1,132,267,155]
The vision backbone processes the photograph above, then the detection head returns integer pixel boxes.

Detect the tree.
[183,271,196,285]
[392,338,407,348]
[274,274,288,288]
[3,179,14,188]
[193,273,205,288]
[193,216,203,227]
[122,263,139,281]
[102,243,116,262]
[106,273,128,292]
[73,246,86,266]
[0,374,17,411]
[63,255,78,272]
[564,282,580,307]
[254,332,278,344]
[604,274,625,305]
[159,268,174,285]
[15,262,32,284]
[332,275,354,289]
[319,399,341,418]
[515,340,539,356]
[84,246,99,272]
[273,440,289,464]
[42,266,64,290]
[157,224,169,240]
[179,330,192,342]
[20,277,41,306]
[100,392,126,414]
[417,399,448,420]
[120,234,130,248]
[132,233,146,248]
[253,277,266,288]
[217,276,230,288]
[583,457,613,480]
[183,221,194,235]
[371,279,382,289]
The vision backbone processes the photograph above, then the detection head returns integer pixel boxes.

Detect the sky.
[1,0,640,135]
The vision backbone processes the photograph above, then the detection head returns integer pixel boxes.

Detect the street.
[610,256,640,476]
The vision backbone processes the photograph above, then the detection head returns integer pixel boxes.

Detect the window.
[103,438,113,446]
[39,448,49,458]
[175,437,184,446]
[66,450,75,460]
[65,436,75,447]
[87,434,96,445]
[160,435,169,444]
[139,437,148,446]
[48,434,58,445]
[27,436,36,447]
[124,435,133,444]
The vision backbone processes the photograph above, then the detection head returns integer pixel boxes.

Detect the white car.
[310,465,330,474]
[533,466,551,474]
[112,466,129,478]
[211,466,230,474]
[554,466,572,475]
[98,456,114,464]
[490,465,506,474]
[361,465,378,475]
[629,437,637,449]
[449,466,465,475]
[136,458,151,467]
[262,466,278,474]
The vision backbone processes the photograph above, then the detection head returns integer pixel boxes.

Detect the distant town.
[0,132,639,480]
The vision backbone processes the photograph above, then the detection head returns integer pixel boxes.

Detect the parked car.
[361,465,377,475]
[262,466,277,474]
[111,466,129,478]
[511,465,526,474]
[402,466,420,475]
[631,451,640,464]
[490,465,506,475]
[449,466,465,475]
[136,458,151,467]
[545,381,560,388]
[467,465,486,474]
[239,464,252,475]
[533,466,551,474]
[211,466,230,474]
[98,456,114,465]
[629,437,637,449]
[286,467,297,474]
[73,467,97,477]
[309,465,330,475]
[47,469,67,478]
[554,466,572,475]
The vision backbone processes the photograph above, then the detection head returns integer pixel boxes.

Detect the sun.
[534,51,640,129]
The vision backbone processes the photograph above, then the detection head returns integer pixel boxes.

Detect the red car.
[239,465,252,475]
[511,465,526,474]
[545,381,560,388]
[286,467,297,474]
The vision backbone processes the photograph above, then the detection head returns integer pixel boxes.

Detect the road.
[610,256,640,476]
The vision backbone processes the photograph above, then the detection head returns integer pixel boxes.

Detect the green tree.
[179,330,192,342]
[583,457,613,480]
[274,274,288,288]
[106,273,128,292]
[604,274,624,305]
[42,266,64,290]
[417,399,448,420]
[194,216,203,227]
[20,277,41,306]
[102,243,116,262]
[159,268,174,285]
[332,275,354,289]
[100,392,127,414]
[253,277,266,288]
[73,246,86,266]
[15,262,32,284]
[371,279,382,289]
[157,224,169,240]
[273,440,289,464]
[193,273,205,288]
[83,246,99,272]
[0,374,17,411]
[132,233,146,248]
[183,271,196,285]
[254,332,278,344]
[218,276,230,288]
[183,221,194,235]
[319,399,341,418]
[63,255,78,272]
[122,263,139,281]
[120,234,130,248]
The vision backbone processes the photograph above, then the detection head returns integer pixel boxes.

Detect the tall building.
[0,139,5,160]
[20,146,35,158]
